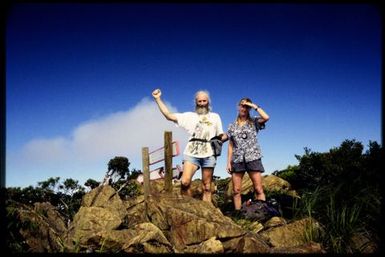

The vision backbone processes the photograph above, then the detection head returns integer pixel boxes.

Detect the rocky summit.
[9,176,326,253]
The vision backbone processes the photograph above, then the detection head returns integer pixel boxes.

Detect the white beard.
[195,106,209,115]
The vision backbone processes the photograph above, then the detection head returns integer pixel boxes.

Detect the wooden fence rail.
[142,131,180,215]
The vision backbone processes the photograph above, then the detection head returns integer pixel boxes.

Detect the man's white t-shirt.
[174,112,224,158]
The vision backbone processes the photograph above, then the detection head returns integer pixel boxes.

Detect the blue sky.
[6,3,381,188]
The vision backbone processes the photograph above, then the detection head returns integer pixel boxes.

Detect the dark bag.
[210,136,223,157]
[240,198,281,222]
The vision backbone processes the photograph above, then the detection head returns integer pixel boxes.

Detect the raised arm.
[152,89,177,122]
[241,99,270,123]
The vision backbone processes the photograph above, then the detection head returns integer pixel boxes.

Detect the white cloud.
[71,98,188,160]
[22,137,71,163]
[8,98,189,187]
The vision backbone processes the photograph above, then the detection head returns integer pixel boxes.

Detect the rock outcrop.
[9,177,326,254]
[225,173,299,200]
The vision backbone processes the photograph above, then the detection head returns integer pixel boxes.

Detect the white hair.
[194,90,212,111]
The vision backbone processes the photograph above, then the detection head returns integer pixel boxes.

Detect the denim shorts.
[231,158,265,173]
[183,155,217,169]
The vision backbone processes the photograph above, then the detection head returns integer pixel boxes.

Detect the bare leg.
[232,172,244,210]
[248,171,266,201]
[201,168,214,203]
[180,161,199,197]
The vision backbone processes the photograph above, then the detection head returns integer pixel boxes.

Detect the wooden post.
[142,147,150,206]
[164,131,173,192]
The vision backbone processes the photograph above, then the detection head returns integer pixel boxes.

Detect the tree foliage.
[84,178,100,190]
[275,139,381,195]
[127,168,142,180]
[107,156,130,179]
[274,139,383,253]
[6,177,86,223]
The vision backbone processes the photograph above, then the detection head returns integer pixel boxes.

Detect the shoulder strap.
[189,138,209,143]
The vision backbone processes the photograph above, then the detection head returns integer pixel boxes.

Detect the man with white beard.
[152,88,227,204]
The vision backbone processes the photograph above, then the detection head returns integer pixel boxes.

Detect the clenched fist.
[152,89,162,99]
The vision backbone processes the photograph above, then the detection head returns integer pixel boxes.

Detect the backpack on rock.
[239,198,281,222]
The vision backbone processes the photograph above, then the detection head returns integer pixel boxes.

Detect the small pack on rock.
[240,198,281,222]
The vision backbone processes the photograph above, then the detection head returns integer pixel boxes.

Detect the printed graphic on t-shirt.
[187,116,212,155]
[175,112,223,158]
